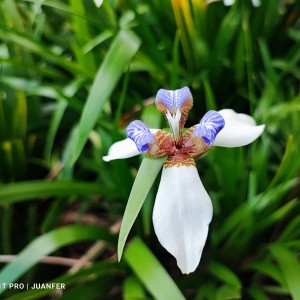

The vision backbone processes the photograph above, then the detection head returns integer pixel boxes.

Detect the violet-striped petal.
[193,110,225,146]
[155,87,193,113]
[155,87,193,141]
[126,120,156,153]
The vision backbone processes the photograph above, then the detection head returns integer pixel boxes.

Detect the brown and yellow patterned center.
[146,127,211,166]
[164,154,195,168]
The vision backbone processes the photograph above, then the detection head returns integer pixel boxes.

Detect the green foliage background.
[0,0,300,299]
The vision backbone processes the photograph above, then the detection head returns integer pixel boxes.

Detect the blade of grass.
[247,260,286,288]
[171,0,196,71]
[0,28,91,78]
[11,138,27,180]
[0,225,116,295]
[170,31,180,89]
[70,29,141,165]
[0,93,6,137]
[1,206,13,254]
[12,91,27,139]
[44,100,67,162]
[23,0,104,27]
[216,284,241,300]
[118,156,166,260]
[124,237,185,300]
[270,244,300,300]
[4,261,118,300]
[203,79,217,111]
[82,30,114,54]
[70,0,95,71]
[123,276,146,300]
[242,9,256,111]
[0,181,119,205]
[140,106,162,235]
[209,261,242,288]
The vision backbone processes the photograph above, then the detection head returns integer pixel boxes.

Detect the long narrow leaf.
[0,29,90,77]
[124,237,185,300]
[0,225,116,295]
[123,276,146,300]
[71,30,141,165]
[0,181,119,205]
[270,244,300,300]
[4,261,118,300]
[118,157,166,260]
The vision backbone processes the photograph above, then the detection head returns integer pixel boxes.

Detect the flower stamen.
[166,109,182,146]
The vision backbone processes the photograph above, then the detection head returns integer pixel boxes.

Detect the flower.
[224,0,260,7]
[103,87,265,274]
[207,0,260,7]
[93,0,103,8]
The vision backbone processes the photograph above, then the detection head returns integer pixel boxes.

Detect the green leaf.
[140,106,163,236]
[0,28,90,78]
[82,30,114,54]
[44,100,67,162]
[278,215,300,242]
[123,276,146,300]
[13,91,27,139]
[0,181,119,205]
[270,244,300,300]
[247,288,270,300]
[71,29,141,165]
[256,199,298,232]
[247,260,286,287]
[268,135,299,187]
[209,261,242,288]
[0,225,116,295]
[70,0,95,70]
[141,105,162,129]
[4,261,118,300]
[203,79,217,111]
[216,284,241,300]
[118,156,166,260]
[124,237,185,300]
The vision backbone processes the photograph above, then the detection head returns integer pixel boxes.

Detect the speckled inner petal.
[183,126,211,160]
[192,110,225,146]
[126,120,156,153]
[147,130,173,158]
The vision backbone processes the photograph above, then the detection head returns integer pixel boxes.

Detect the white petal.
[103,129,159,162]
[214,109,265,147]
[251,0,260,7]
[218,109,256,126]
[153,165,213,274]
[102,138,140,162]
[93,0,103,8]
[224,0,234,5]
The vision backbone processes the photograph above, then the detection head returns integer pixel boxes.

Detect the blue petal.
[126,120,156,153]
[193,110,225,146]
[155,87,192,112]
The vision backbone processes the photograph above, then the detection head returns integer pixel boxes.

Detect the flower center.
[175,141,182,149]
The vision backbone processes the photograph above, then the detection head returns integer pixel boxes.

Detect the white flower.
[93,0,103,8]
[208,0,260,7]
[103,87,265,274]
